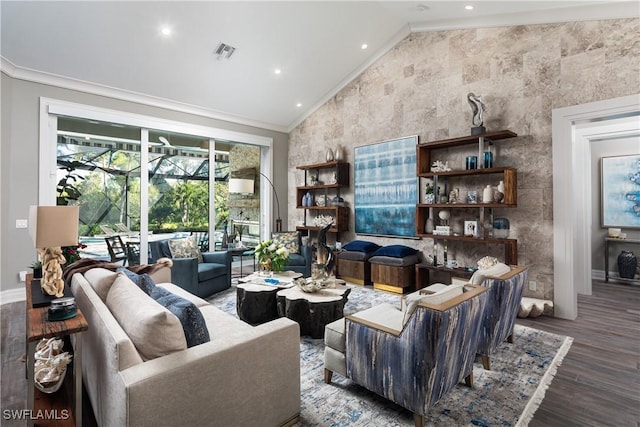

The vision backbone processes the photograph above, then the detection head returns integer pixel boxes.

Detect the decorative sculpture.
[430,160,452,172]
[317,223,335,276]
[467,93,486,135]
[40,247,66,297]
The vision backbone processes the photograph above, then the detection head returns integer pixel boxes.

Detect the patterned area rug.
[209,283,573,427]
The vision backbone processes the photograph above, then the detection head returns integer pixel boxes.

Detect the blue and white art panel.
[354,136,418,237]
[601,154,640,228]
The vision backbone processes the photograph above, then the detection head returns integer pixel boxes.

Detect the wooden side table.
[26,274,88,427]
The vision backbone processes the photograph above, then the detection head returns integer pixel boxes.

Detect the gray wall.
[289,18,640,301]
[0,73,289,293]
[591,138,640,274]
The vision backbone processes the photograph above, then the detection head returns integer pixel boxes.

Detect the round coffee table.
[276,285,351,338]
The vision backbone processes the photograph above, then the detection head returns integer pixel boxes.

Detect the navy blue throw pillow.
[117,268,156,295]
[150,287,210,347]
[372,245,418,258]
[342,240,381,253]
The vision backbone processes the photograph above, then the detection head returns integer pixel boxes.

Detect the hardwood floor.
[517,279,640,427]
[1,279,638,426]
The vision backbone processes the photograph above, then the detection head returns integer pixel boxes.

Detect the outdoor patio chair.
[105,235,128,265]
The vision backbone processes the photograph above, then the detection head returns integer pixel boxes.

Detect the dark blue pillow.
[372,245,418,258]
[343,240,381,253]
[117,268,156,295]
[150,287,210,347]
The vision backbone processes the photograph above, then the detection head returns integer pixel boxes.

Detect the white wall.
[591,137,640,272]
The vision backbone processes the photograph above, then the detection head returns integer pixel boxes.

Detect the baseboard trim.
[0,288,26,305]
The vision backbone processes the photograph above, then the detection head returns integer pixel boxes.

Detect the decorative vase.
[497,180,505,195]
[617,250,637,279]
[326,147,334,162]
[425,217,434,234]
[493,218,510,239]
[425,193,435,204]
[259,259,273,275]
[334,144,344,161]
[482,185,494,203]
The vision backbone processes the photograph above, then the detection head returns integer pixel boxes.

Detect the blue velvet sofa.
[149,239,232,298]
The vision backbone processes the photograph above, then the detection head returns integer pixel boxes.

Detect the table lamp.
[29,206,80,298]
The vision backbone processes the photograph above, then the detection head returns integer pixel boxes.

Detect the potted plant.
[29,261,43,279]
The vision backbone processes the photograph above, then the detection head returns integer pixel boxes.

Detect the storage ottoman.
[368,245,420,294]
[336,240,381,286]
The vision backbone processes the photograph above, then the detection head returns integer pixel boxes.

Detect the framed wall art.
[354,135,418,237]
[601,154,640,229]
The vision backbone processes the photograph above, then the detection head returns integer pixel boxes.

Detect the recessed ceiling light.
[361,43,368,50]
[465,5,474,10]
[296,103,302,108]
[416,4,429,12]
[160,26,172,36]
[274,68,282,75]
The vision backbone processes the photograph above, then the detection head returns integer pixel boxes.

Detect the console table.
[26,275,88,427]
[605,237,640,283]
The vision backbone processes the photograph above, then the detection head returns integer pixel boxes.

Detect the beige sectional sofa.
[70,267,301,427]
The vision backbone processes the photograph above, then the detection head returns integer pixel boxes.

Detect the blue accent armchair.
[324,285,489,427]
[149,239,232,298]
[476,265,528,370]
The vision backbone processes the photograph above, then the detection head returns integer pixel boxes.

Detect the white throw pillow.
[470,263,511,285]
[106,273,187,361]
[402,284,464,326]
[84,268,119,301]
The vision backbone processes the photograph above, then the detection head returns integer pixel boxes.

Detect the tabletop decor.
[254,239,289,272]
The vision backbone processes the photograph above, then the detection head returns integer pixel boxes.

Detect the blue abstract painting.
[601,154,640,229]
[354,136,418,237]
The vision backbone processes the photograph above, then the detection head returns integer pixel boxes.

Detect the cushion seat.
[197,262,228,282]
[324,318,346,353]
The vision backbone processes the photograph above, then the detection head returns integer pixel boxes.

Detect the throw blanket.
[62,258,173,286]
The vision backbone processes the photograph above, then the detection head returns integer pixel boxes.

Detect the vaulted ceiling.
[2,1,637,132]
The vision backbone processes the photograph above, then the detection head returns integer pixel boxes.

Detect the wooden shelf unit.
[295,161,350,234]
[416,130,519,266]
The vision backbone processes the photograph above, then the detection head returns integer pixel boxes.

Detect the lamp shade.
[29,206,80,248]
[228,178,254,195]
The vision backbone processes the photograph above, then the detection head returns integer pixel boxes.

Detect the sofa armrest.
[118,317,300,427]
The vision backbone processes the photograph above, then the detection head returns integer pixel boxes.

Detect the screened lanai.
[56,116,241,261]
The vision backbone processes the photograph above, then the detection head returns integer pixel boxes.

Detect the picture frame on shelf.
[354,135,418,237]
[600,154,640,229]
[464,220,479,237]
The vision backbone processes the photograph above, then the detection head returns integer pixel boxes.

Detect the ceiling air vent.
[214,42,236,60]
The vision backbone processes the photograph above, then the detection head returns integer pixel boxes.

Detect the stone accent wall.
[289,19,640,301]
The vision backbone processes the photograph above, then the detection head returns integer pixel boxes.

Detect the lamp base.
[31,279,73,308]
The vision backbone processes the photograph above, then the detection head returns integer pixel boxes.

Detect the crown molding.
[409,2,640,33]
[1,57,288,134]
[287,23,412,132]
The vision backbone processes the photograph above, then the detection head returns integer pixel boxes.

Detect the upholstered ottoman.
[369,245,420,294]
[337,240,380,286]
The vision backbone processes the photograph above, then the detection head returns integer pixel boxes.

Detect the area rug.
[209,283,573,427]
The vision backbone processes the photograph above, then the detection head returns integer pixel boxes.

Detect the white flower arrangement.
[254,240,290,271]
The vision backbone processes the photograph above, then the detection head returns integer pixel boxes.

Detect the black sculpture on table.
[317,222,335,276]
